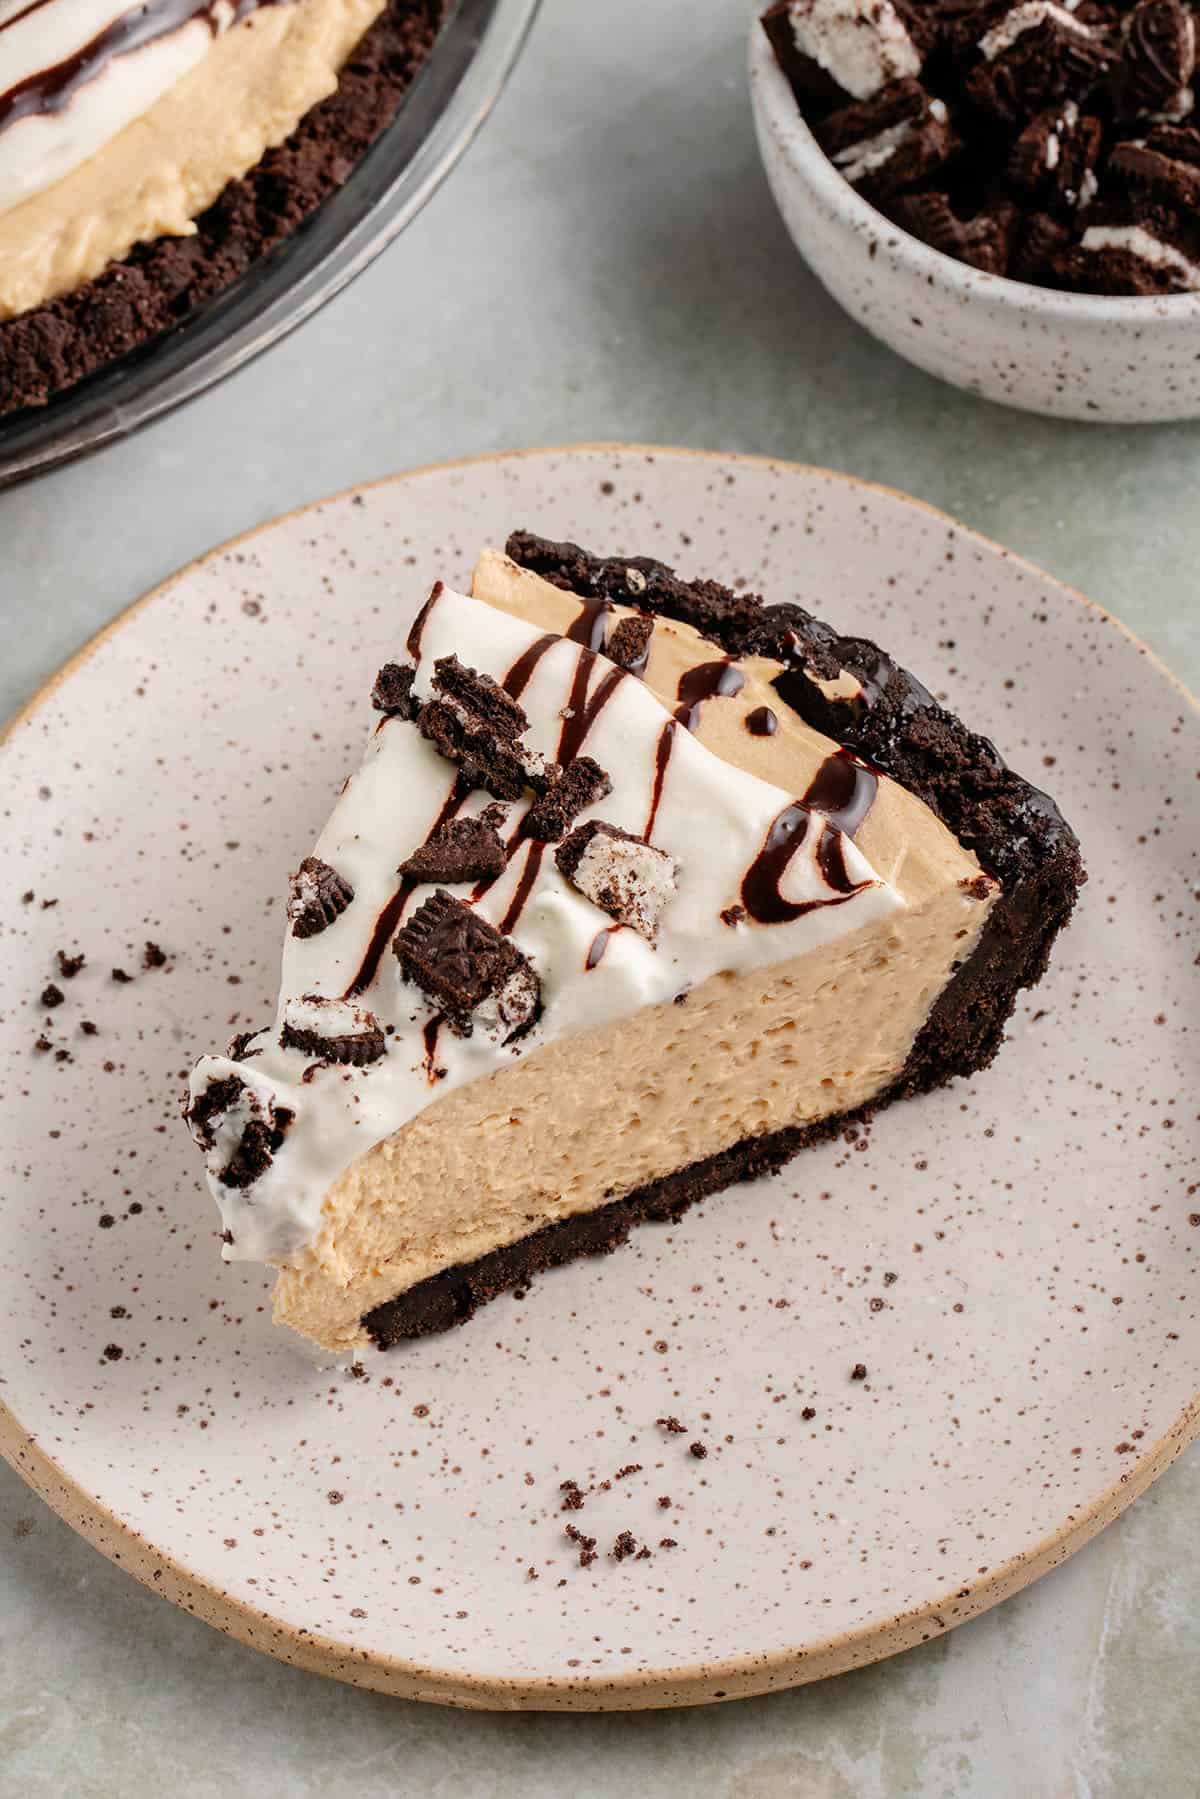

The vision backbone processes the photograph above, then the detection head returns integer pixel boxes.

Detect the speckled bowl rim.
[749,22,1200,322]
[1,443,1197,1712]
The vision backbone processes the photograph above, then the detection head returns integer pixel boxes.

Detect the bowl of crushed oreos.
[750,0,1200,420]
[0,0,540,488]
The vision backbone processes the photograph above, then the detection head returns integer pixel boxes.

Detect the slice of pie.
[186,532,1083,1355]
[0,0,445,416]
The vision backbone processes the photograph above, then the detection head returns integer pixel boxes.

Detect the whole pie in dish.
[0,0,446,416]
[186,531,1084,1355]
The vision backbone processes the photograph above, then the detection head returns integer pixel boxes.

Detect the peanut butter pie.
[0,0,445,414]
[186,533,1083,1355]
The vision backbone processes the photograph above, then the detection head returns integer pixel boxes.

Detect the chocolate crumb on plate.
[689,1441,708,1460]
[39,983,64,1009]
[142,940,168,969]
[851,1362,869,1381]
[111,967,132,984]
[611,1530,638,1562]
[657,1415,687,1434]
[56,951,85,979]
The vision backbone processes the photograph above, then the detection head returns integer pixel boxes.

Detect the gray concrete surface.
[2,0,1197,1793]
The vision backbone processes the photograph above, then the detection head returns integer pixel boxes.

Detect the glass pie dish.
[0,0,541,490]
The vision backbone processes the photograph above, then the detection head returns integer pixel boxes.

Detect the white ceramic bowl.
[749,21,1200,422]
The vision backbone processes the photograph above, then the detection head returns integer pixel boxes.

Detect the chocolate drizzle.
[741,803,871,926]
[644,722,675,841]
[345,781,465,996]
[497,841,546,937]
[745,705,778,737]
[567,596,612,652]
[502,632,558,703]
[802,748,879,837]
[673,659,745,731]
[406,581,442,663]
[421,1014,442,1082]
[0,0,286,137]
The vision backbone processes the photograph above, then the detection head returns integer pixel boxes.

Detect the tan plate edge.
[2,443,1198,1711]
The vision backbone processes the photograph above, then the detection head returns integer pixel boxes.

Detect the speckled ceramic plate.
[2,447,1197,1711]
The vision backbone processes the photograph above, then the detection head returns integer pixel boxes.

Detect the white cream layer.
[188,585,905,1264]
[979,2,1090,62]
[0,0,240,215]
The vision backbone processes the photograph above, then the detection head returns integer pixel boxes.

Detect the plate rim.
[3,442,1198,1710]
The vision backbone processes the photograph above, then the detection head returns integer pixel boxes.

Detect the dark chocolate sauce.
[566,596,611,652]
[497,841,546,938]
[421,1015,442,1082]
[585,925,620,970]
[0,0,285,136]
[644,721,675,842]
[745,705,778,737]
[501,632,557,703]
[406,580,442,662]
[344,781,464,996]
[673,659,745,731]
[740,804,871,926]
[802,748,879,838]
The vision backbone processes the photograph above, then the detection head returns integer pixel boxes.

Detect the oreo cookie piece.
[1120,0,1196,116]
[556,821,680,942]
[371,662,420,720]
[185,1071,295,1191]
[892,192,1020,271]
[280,995,387,1065]
[1072,220,1200,290]
[1010,208,1075,281]
[418,655,554,801]
[762,0,932,116]
[818,78,957,200]
[1009,100,1103,211]
[604,614,654,674]
[287,857,355,939]
[967,4,1114,128]
[394,890,541,1041]
[1108,133,1200,210]
[523,757,613,843]
[398,814,507,885]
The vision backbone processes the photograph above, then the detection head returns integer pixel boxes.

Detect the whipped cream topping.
[979,2,1091,63]
[787,0,921,101]
[0,0,273,215]
[188,586,906,1264]
[1080,223,1200,289]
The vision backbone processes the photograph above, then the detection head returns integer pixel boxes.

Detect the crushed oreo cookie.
[604,613,654,673]
[287,857,356,939]
[142,940,168,969]
[371,661,420,720]
[556,820,679,941]
[185,1072,294,1191]
[398,814,507,885]
[523,756,613,843]
[280,995,386,1065]
[394,890,541,1041]
[763,0,1200,292]
[418,656,554,801]
[56,950,85,980]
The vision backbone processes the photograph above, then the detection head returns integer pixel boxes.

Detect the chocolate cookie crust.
[360,530,1084,1348]
[0,0,447,419]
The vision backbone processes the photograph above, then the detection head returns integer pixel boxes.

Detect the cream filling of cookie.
[233,565,999,1354]
[0,0,384,319]
[1080,223,1200,289]
[785,0,922,102]
[832,98,948,183]
[979,2,1092,63]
